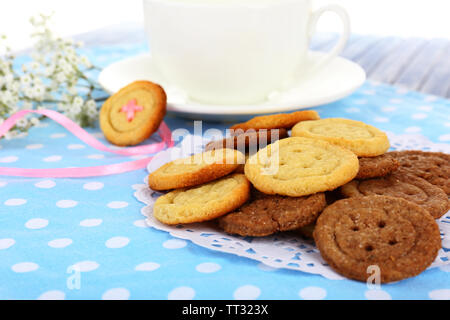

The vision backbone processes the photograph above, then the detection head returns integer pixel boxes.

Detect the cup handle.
[307,4,351,74]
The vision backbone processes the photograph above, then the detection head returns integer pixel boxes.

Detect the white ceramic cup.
[143,0,350,105]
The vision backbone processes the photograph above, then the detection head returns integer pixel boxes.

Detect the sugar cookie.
[291,118,390,157]
[148,148,245,191]
[244,137,359,196]
[153,173,251,225]
[230,110,320,131]
[100,81,167,146]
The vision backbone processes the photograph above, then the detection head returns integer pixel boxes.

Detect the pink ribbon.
[0,109,173,178]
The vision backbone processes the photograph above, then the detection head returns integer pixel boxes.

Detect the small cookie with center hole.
[291,118,390,157]
[218,190,326,237]
[340,172,449,219]
[230,110,320,131]
[100,81,167,146]
[148,148,245,191]
[244,137,359,197]
[153,173,251,225]
[313,195,441,283]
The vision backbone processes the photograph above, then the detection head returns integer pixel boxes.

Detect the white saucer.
[98,52,366,121]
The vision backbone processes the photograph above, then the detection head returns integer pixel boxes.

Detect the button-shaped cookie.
[153,173,251,225]
[100,81,167,146]
[292,118,390,157]
[244,137,359,197]
[314,195,441,283]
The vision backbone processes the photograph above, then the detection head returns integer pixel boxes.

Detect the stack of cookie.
[288,118,448,282]
[147,110,449,283]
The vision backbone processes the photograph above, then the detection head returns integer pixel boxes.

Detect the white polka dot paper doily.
[133,133,450,280]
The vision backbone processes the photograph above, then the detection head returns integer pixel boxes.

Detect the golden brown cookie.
[356,154,399,179]
[291,118,390,157]
[153,173,250,225]
[244,137,359,197]
[205,129,288,153]
[100,80,167,146]
[388,150,450,195]
[340,172,449,219]
[148,148,245,191]
[230,110,320,131]
[218,191,326,237]
[314,195,441,283]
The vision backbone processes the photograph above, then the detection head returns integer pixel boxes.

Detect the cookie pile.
[147,110,449,283]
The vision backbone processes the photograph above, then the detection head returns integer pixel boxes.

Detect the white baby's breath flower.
[30,51,45,64]
[87,107,98,119]
[24,87,35,99]
[32,85,45,101]
[80,55,92,68]
[29,117,40,126]
[73,96,83,108]
[4,73,14,86]
[44,63,55,76]
[62,63,73,75]
[70,103,82,115]
[55,72,66,83]
[67,86,78,95]
[16,118,28,128]
[20,74,32,85]
[9,81,20,93]
[1,91,14,104]
[22,101,33,110]
[86,99,96,109]
[30,61,40,70]
[1,13,101,138]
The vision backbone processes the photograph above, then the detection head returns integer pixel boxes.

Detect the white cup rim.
[143,0,310,9]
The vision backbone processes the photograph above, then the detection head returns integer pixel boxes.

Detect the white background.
[1,0,450,51]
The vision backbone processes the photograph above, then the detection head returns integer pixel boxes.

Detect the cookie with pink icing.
[100,81,167,146]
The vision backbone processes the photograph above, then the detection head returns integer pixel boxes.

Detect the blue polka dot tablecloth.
[1,43,450,300]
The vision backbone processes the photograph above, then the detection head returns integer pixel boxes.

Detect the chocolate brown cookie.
[340,172,449,219]
[205,129,288,153]
[218,191,326,237]
[314,195,441,283]
[296,223,316,239]
[388,151,450,195]
[356,154,399,179]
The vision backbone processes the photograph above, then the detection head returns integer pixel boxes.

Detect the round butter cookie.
[153,173,251,225]
[148,148,245,191]
[218,191,326,237]
[230,110,320,131]
[244,137,359,197]
[291,118,390,157]
[340,172,449,219]
[100,80,167,146]
[314,195,441,283]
